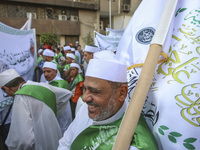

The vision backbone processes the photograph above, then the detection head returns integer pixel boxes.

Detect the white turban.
[66,53,75,60]
[70,48,75,52]
[0,69,20,87]
[70,63,82,73]
[84,45,99,53]
[38,49,43,54]
[43,62,57,70]
[86,59,127,82]
[93,50,116,59]
[43,49,54,57]
[63,46,71,50]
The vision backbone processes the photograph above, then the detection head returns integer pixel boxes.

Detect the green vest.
[70,115,158,150]
[64,64,70,71]
[49,80,69,90]
[69,74,84,91]
[14,85,56,114]
[37,56,43,65]
[75,55,79,64]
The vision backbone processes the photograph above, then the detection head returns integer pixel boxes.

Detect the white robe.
[6,81,72,150]
[57,101,138,150]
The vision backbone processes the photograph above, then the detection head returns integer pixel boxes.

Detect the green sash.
[54,55,58,62]
[70,115,158,150]
[58,52,63,58]
[14,85,56,114]
[49,80,69,90]
[75,55,79,64]
[37,56,43,65]
[64,64,70,71]
[52,60,63,75]
[69,74,84,91]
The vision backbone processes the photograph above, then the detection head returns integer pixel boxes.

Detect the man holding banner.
[58,58,158,150]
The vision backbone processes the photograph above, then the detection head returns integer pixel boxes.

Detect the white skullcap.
[70,63,82,73]
[70,48,75,52]
[64,46,71,50]
[76,41,79,43]
[93,50,116,59]
[86,59,127,82]
[38,49,43,54]
[66,53,75,60]
[0,69,20,87]
[84,45,99,53]
[43,49,54,57]
[43,62,57,70]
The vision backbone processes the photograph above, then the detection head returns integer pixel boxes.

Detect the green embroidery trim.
[15,85,56,114]
[70,115,158,150]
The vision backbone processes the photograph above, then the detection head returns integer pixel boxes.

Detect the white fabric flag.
[94,31,120,52]
[20,13,32,30]
[116,0,171,67]
[106,28,124,37]
[116,0,200,149]
[0,22,37,112]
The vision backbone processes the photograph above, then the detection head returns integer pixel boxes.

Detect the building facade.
[0,0,141,48]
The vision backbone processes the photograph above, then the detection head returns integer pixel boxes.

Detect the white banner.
[116,0,200,149]
[105,28,124,38]
[20,13,32,30]
[94,31,121,52]
[116,0,172,67]
[0,22,37,111]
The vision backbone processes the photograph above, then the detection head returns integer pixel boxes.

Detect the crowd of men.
[0,41,158,150]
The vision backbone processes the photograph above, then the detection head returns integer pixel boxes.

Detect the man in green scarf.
[43,61,72,134]
[58,58,158,150]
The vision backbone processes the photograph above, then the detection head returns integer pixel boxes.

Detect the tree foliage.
[40,32,57,46]
[83,31,93,45]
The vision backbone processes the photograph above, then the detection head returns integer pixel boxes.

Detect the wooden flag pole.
[112,0,178,150]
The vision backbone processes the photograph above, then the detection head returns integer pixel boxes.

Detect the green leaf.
[179,8,187,12]
[168,135,177,143]
[175,8,181,17]
[184,138,197,143]
[160,125,169,130]
[183,143,195,150]
[158,128,164,135]
[169,132,182,137]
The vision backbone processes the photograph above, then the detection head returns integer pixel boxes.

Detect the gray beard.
[93,94,117,121]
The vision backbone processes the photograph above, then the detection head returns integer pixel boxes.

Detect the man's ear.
[1,86,9,91]
[118,84,128,103]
